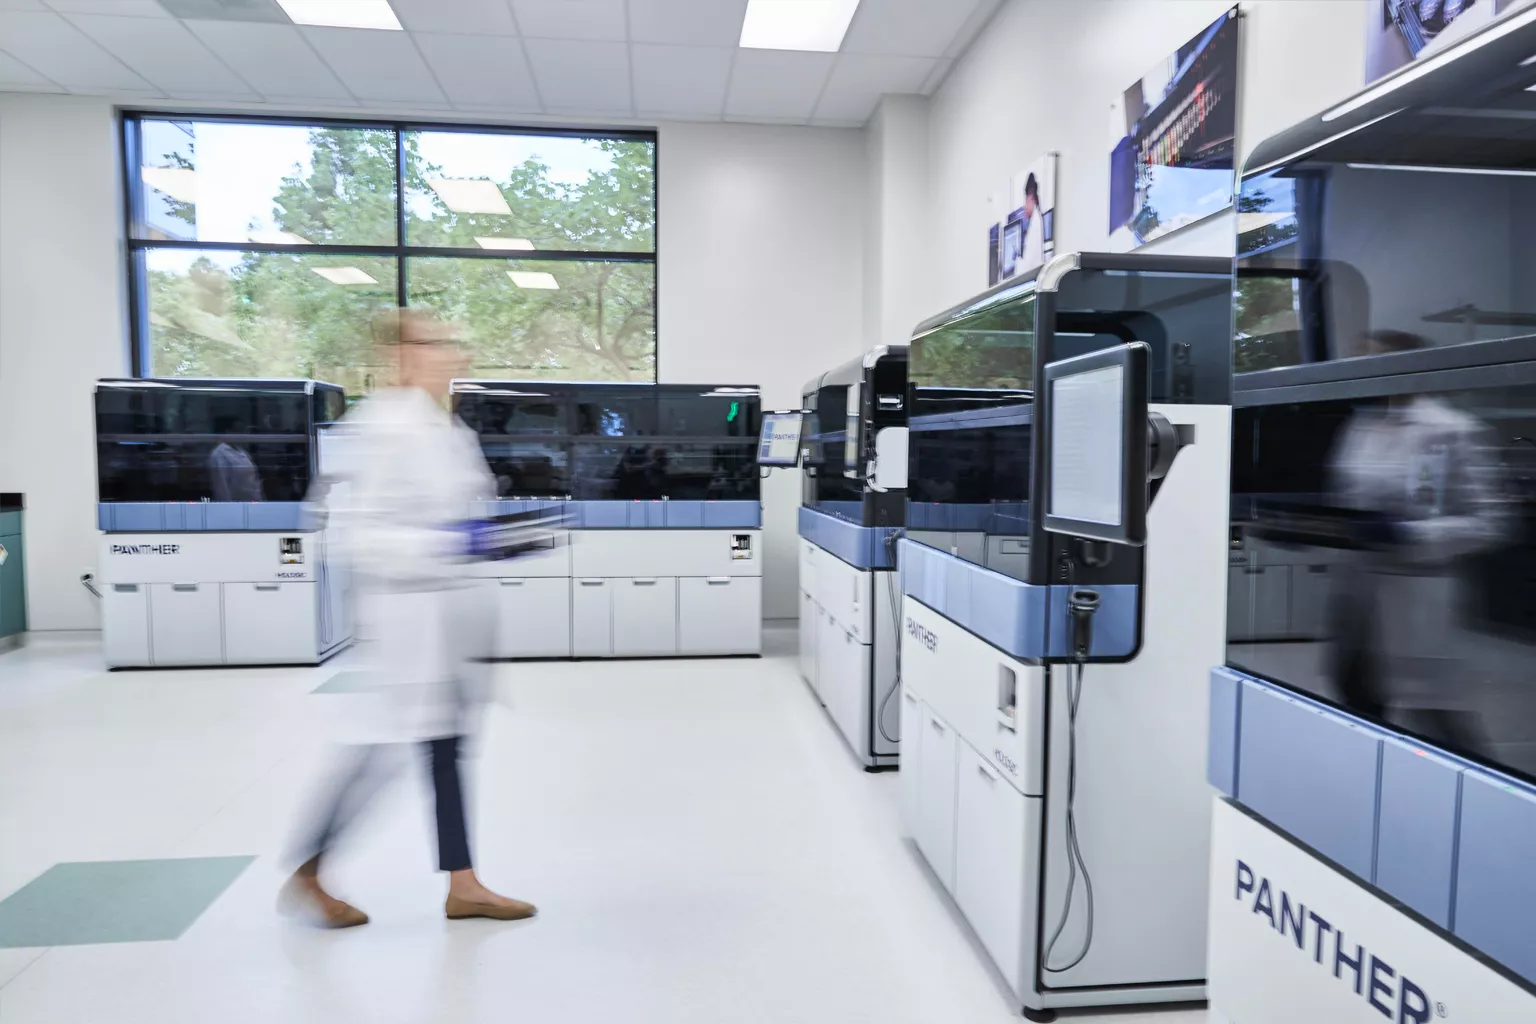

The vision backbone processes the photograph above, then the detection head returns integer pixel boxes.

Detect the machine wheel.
[1022,1009,1056,1023]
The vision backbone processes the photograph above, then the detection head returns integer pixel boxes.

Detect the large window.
[124,116,657,391]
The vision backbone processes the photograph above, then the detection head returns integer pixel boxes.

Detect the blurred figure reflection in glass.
[208,412,262,502]
[281,309,536,928]
[1327,330,1512,755]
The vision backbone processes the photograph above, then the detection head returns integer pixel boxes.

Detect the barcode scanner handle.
[1068,588,1101,663]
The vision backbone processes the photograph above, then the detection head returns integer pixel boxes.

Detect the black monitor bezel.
[1040,341,1151,546]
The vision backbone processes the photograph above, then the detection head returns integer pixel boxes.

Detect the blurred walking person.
[280,309,535,928]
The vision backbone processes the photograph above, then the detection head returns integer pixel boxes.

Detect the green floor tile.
[0,856,254,948]
[312,670,375,694]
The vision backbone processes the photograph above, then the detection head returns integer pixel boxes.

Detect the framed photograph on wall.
[1107,6,1240,251]
[1365,0,1529,82]
[988,223,1001,286]
[1000,210,1024,280]
[1005,153,1056,279]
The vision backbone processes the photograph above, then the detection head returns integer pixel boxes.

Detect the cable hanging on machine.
[876,527,905,745]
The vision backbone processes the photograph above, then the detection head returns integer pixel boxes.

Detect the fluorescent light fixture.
[141,166,197,204]
[276,0,402,30]
[507,271,559,290]
[311,266,379,285]
[1346,162,1536,177]
[740,0,860,52]
[248,229,312,245]
[475,236,535,250]
[1322,3,1536,121]
[427,177,512,215]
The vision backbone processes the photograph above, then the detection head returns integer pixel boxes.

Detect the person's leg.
[425,736,537,921]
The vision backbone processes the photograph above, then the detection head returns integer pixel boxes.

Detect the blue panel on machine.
[798,506,895,569]
[1237,681,1381,880]
[1376,737,1462,930]
[665,501,705,528]
[1207,667,1243,797]
[1454,770,1536,985]
[703,501,761,529]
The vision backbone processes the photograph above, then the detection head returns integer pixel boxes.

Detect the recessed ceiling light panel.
[475,236,536,250]
[739,0,861,52]
[428,178,513,216]
[507,271,560,290]
[311,266,379,285]
[276,0,403,31]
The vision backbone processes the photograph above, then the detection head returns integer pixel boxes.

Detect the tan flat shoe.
[278,876,370,929]
[445,893,537,921]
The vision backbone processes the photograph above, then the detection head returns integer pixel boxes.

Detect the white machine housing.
[798,537,899,768]
[899,403,1230,1016]
[471,528,762,659]
[100,530,351,668]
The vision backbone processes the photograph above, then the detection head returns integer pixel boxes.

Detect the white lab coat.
[321,387,497,743]
[1021,210,1045,273]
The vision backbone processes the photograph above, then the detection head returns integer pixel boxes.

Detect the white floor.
[0,628,1211,1023]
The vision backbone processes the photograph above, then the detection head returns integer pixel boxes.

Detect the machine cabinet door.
[148,583,224,666]
[612,577,679,657]
[955,740,1037,994]
[495,577,572,658]
[823,627,871,762]
[899,688,925,838]
[799,590,818,690]
[572,579,613,657]
[917,705,960,893]
[224,582,319,664]
[677,576,761,655]
[103,583,151,668]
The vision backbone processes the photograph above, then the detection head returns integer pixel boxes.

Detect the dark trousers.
[296,737,472,873]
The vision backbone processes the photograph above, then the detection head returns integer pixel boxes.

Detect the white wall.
[923,0,1371,308]
[656,120,866,620]
[0,94,128,631]
[864,94,932,349]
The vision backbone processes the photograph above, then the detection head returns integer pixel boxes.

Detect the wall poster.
[987,152,1057,287]
[1366,0,1535,83]
[1107,6,1240,251]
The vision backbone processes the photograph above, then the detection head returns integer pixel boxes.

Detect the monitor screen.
[1048,363,1125,527]
[758,411,805,466]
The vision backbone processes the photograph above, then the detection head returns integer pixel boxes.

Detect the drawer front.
[494,577,572,658]
[103,583,151,667]
[818,553,872,643]
[799,589,818,690]
[956,740,1039,994]
[899,688,924,837]
[571,578,613,657]
[612,577,679,657]
[678,576,761,655]
[148,583,224,666]
[821,624,872,761]
[917,705,960,893]
[224,582,318,664]
[799,538,817,596]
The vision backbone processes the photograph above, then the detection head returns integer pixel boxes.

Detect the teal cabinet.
[0,508,25,641]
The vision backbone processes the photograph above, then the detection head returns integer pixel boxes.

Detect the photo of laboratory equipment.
[451,381,763,659]
[898,254,1233,1019]
[797,346,907,770]
[1209,18,1536,1018]
[95,378,352,668]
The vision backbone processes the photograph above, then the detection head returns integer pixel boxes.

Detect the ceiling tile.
[841,0,982,58]
[46,0,168,15]
[522,37,629,113]
[632,43,730,117]
[66,12,254,95]
[390,0,516,35]
[0,49,56,87]
[185,20,351,100]
[415,32,539,110]
[724,48,833,121]
[0,11,155,91]
[511,0,625,42]
[813,53,935,124]
[629,0,747,46]
[300,25,447,104]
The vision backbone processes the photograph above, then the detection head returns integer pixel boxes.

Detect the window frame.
[121,111,659,382]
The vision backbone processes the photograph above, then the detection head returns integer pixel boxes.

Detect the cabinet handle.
[929,718,945,735]
[499,579,525,586]
[113,583,138,594]
[633,578,658,586]
[977,763,998,783]
[903,692,918,706]
[579,579,605,587]
[254,583,280,591]
[706,577,731,585]
[172,583,199,592]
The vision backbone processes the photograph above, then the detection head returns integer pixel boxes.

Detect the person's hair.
[1363,329,1428,353]
[1025,173,1039,202]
